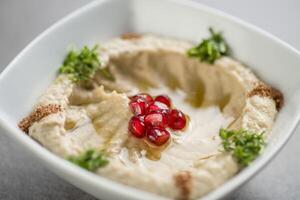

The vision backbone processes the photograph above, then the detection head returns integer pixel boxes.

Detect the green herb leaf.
[219,129,265,166]
[187,27,230,64]
[58,45,114,83]
[68,149,109,171]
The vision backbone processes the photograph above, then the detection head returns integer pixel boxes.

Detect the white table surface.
[0,0,299,199]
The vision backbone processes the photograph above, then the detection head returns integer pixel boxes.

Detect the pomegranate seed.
[160,109,170,122]
[146,127,170,146]
[152,109,170,121]
[155,95,171,107]
[147,101,169,113]
[129,101,146,115]
[168,109,187,130]
[130,93,154,104]
[129,116,146,138]
[144,111,168,127]
[136,114,145,122]
[159,108,170,115]
[128,93,187,144]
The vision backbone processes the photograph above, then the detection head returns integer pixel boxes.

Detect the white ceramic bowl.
[0,0,299,199]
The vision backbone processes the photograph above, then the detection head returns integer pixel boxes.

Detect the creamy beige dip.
[24,35,280,200]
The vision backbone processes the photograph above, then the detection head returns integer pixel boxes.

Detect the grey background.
[0,0,299,199]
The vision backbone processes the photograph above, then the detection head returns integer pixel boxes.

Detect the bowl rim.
[0,0,299,199]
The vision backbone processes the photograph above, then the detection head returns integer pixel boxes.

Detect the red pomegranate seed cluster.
[128,93,187,146]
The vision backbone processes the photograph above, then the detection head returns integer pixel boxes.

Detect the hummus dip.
[18,34,283,200]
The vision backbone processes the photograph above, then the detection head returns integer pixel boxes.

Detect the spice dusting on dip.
[18,29,283,200]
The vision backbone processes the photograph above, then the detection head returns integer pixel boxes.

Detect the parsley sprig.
[219,129,265,166]
[59,45,114,83]
[68,149,109,171]
[187,28,230,64]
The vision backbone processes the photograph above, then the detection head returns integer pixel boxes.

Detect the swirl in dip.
[18,33,283,200]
